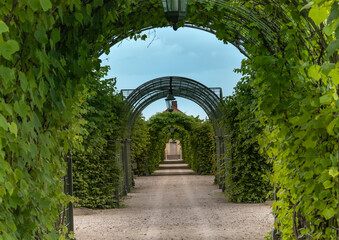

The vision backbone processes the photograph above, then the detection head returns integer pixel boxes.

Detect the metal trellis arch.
[119,76,228,194]
[122,76,224,135]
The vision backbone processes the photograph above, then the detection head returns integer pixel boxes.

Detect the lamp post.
[169,126,175,139]
[162,0,188,30]
[165,77,176,112]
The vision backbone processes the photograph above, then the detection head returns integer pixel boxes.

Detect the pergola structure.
[119,76,227,193]
[122,76,223,133]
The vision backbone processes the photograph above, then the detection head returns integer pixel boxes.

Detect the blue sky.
[101,27,245,120]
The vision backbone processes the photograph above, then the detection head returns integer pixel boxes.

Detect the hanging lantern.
[165,77,176,112]
[169,126,175,139]
[162,0,188,30]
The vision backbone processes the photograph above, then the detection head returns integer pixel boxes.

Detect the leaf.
[322,208,336,220]
[51,28,60,44]
[9,122,17,136]
[329,167,339,178]
[0,114,8,131]
[308,65,321,81]
[93,0,103,7]
[304,171,314,179]
[309,5,328,25]
[300,1,314,11]
[0,40,20,60]
[39,79,47,97]
[74,12,83,22]
[14,99,29,119]
[319,94,332,104]
[328,3,339,24]
[329,65,339,85]
[28,0,40,11]
[34,26,48,44]
[19,72,28,92]
[0,65,15,87]
[0,21,9,34]
[14,169,23,181]
[40,0,52,11]
[323,180,334,189]
[5,182,14,196]
[320,63,335,75]
[326,118,337,135]
[326,39,339,59]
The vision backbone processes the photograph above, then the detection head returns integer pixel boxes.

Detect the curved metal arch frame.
[123,76,223,135]
[97,0,287,58]
[99,22,250,58]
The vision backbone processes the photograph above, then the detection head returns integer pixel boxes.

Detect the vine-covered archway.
[122,76,223,134]
[1,0,338,239]
[119,76,226,195]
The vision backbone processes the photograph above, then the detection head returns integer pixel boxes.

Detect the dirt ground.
[74,174,274,240]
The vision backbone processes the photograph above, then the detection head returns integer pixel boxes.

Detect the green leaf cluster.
[131,112,215,176]
[1,0,339,238]
[130,115,151,176]
[72,68,127,209]
[221,78,272,203]
[181,121,216,175]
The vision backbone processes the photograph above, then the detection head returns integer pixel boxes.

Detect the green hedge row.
[131,112,216,176]
[221,79,272,203]
[72,71,126,209]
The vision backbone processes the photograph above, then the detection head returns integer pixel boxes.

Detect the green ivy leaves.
[0,21,9,34]
[0,40,19,60]
[34,26,48,44]
[0,0,338,239]
[40,0,52,11]
[308,4,329,25]
[0,114,7,131]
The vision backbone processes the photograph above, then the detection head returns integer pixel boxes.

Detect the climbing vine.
[145,112,216,175]
[181,120,216,175]
[221,78,272,203]
[131,115,151,176]
[72,68,126,209]
[1,0,338,238]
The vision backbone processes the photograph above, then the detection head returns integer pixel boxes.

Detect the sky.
[101,27,245,120]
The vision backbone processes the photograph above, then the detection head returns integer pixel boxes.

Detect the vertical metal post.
[67,153,74,233]
[271,183,278,240]
[223,135,230,192]
[121,139,129,195]
[215,136,221,188]
[126,139,132,192]
[62,153,74,235]
[219,136,225,190]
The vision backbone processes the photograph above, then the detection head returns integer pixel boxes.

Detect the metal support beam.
[63,153,74,235]
[121,139,132,194]
[215,136,222,188]
[67,154,74,233]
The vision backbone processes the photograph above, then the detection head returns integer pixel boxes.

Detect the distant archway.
[119,76,227,194]
[122,76,223,135]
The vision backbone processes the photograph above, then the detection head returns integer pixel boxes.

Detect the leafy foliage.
[1,0,338,238]
[145,112,216,175]
[221,78,272,203]
[130,115,151,176]
[72,68,126,209]
[181,120,216,175]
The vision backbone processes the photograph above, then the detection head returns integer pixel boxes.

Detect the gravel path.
[74,159,274,240]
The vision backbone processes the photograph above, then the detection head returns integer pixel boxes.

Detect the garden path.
[74,159,274,239]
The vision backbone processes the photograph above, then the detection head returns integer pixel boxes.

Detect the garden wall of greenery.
[131,112,216,176]
[72,67,127,209]
[221,77,272,203]
[1,0,338,239]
